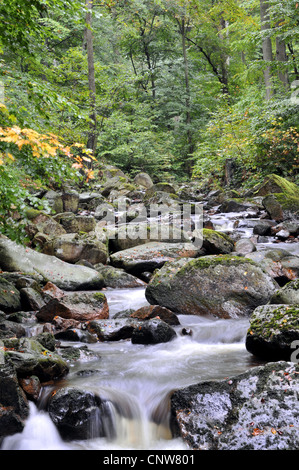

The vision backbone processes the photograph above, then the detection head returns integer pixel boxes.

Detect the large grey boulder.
[170,361,299,450]
[0,235,104,291]
[145,255,277,319]
[110,241,200,275]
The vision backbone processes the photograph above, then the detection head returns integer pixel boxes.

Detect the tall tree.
[84,0,97,154]
[260,0,274,100]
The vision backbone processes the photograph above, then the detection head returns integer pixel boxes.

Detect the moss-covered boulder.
[245,304,299,361]
[201,229,234,254]
[145,255,277,318]
[42,232,108,265]
[2,337,69,382]
[252,174,299,216]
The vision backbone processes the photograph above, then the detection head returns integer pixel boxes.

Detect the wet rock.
[170,361,299,450]
[201,229,234,254]
[87,318,139,342]
[0,278,21,313]
[54,328,98,344]
[0,235,104,291]
[262,194,284,222]
[36,290,109,323]
[234,238,256,254]
[246,248,299,285]
[48,386,115,441]
[245,304,299,361]
[253,221,275,236]
[0,361,30,438]
[19,287,45,311]
[42,232,108,265]
[2,337,69,382]
[94,264,146,289]
[131,318,177,344]
[19,375,41,402]
[145,255,277,319]
[130,305,180,326]
[219,199,256,213]
[270,279,299,305]
[110,241,199,275]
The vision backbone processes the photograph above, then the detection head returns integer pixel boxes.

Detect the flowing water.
[1,210,296,451]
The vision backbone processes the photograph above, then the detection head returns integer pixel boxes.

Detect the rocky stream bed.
[0,168,299,451]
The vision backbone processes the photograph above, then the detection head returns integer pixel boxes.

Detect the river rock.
[42,232,108,265]
[48,386,115,441]
[170,361,299,450]
[36,290,109,323]
[0,278,22,313]
[145,255,277,319]
[133,172,154,189]
[94,264,146,289]
[2,337,69,382]
[130,305,180,326]
[234,238,256,254]
[131,318,177,344]
[219,199,256,213]
[58,213,96,233]
[201,229,234,254]
[270,279,299,304]
[87,318,139,342]
[245,304,299,361]
[110,242,200,275]
[0,361,30,438]
[0,235,104,291]
[262,194,284,222]
[246,248,299,284]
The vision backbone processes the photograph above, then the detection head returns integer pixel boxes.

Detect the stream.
[1,209,298,451]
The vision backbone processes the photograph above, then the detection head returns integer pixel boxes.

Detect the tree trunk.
[276,34,289,89]
[178,17,193,175]
[260,0,274,100]
[85,0,97,155]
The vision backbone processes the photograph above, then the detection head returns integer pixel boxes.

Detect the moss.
[92,292,106,302]
[249,305,299,338]
[202,228,233,243]
[24,207,43,220]
[254,174,299,212]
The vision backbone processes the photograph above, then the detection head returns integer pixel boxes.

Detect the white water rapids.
[2,209,296,451]
[1,287,262,451]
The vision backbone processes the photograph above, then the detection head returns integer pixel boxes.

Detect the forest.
[0,0,298,241]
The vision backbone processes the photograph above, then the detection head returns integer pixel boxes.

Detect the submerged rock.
[170,361,299,450]
[131,318,177,344]
[48,386,115,441]
[145,255,277,319]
